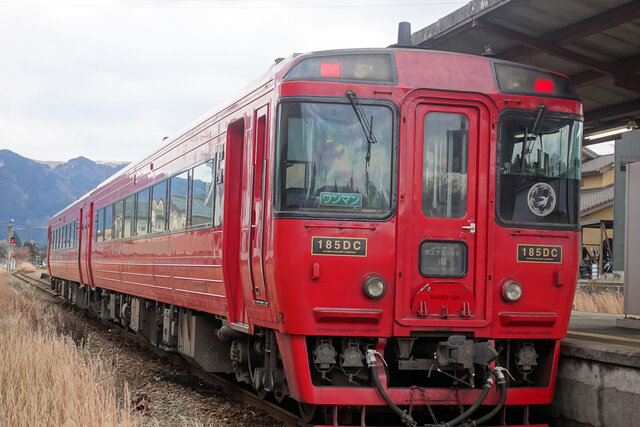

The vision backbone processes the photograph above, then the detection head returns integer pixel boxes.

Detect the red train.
[48,40,582,426]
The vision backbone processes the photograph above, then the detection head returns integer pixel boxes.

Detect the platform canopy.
[411,0,640,145]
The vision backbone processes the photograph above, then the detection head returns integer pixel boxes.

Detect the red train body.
[48,48,582,426]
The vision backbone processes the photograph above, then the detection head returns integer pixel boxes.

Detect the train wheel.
[298,402,317,423]
[256,388,268,400]
[273,386,286,403]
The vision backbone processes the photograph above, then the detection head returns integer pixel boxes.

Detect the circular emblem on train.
[527,182,556,217]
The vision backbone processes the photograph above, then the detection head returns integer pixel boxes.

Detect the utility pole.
[7,219,15,271]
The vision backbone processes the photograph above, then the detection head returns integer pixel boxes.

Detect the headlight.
[501,280,523,302]
[363,276,386,299]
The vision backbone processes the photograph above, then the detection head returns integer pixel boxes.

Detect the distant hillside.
[0,150,128,246]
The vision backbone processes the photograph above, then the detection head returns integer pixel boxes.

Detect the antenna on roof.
[398,22,412,46]
[482,44,496,57]
[389,22,414,48]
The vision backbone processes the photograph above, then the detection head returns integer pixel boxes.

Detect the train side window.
[113,200,124,239]
[169,172,188,231]
[422,112,468,219]
[104,205,113,241]
[52,229,56,250]
[96,209,104,242]
[124,195,135,238]
[136,189,150,236]
[73,221,78,248]
[214,150,225,227]
[151,181,167,233]
[192,160,215,228]
[64,224,68,248]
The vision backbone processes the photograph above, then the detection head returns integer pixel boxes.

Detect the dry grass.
[17,261,37,273]
[0,274,142,427]
[15,261,48,279]
[573,289,624,314]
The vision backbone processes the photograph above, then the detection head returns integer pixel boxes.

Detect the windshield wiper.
[346,90,377,164]
[531,104,548,135]
[520,105,548,170]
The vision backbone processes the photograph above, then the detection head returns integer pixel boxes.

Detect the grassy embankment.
[0,273,140,427]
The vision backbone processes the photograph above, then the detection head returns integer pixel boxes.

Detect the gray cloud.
[0,0,463,161]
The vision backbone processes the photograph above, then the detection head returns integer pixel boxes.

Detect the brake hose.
[366,350,417,427]
[442,373,494,427]
[470,369,507,426]
[367,350,506,427]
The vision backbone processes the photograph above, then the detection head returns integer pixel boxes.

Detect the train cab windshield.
[275,101,394,218]
[497,110,582,228]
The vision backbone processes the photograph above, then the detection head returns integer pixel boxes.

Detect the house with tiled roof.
[580,148,615,256]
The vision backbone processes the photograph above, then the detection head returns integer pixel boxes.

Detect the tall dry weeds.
[573,289,624,314]
[0,274,141,427]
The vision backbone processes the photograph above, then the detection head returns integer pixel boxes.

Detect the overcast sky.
[1,0,471,163]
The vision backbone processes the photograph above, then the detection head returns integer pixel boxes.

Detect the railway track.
[8,271,302,427]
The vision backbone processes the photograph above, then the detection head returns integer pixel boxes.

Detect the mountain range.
[0,149,128,246]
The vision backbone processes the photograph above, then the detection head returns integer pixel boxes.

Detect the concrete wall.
[613,130,640,271]
[548,338,640,427]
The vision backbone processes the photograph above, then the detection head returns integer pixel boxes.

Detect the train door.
[248,105,270,303]
[86,202,95,288]
[47,225,52,277]
[223,119,249,327]
[78,208,84,284]
[396,96,490,328]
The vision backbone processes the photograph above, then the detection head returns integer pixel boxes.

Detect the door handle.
[461,223,476,234]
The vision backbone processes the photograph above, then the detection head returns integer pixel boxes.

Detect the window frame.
[191,157,218,230]
[92,156,222,244]
[421,111,470,219]
[124,195,135,238]
[273,96,399,222]
[495,109,582,231]
[169,171,190,232]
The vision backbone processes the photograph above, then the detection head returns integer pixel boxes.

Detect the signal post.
[7,219,15,271]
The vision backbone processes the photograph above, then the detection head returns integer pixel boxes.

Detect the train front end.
[267,50,582,425]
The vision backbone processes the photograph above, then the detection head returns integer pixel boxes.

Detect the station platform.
[544,311,640,427]
[566,311,640,368]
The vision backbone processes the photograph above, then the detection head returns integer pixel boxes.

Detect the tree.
[23,241,39,263]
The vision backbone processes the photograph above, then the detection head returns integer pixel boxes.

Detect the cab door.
[248,105,270,303]
[396,96,490,327]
